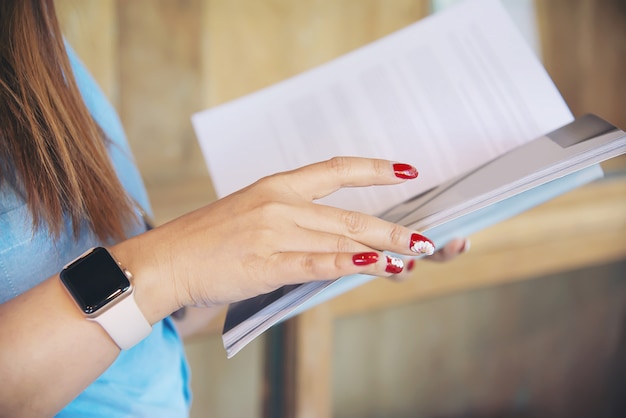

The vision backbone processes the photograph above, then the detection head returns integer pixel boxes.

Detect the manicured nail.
[386,255,404,274]
[407,259,415,272]
[460,238,471,253]
[353,252,379,266]
[410,233,435,255]
[393,163,418,179]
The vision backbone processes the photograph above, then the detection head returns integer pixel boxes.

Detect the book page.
[382,115,624,230]
[192,0,573,216]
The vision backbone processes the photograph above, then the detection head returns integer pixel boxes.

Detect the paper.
[192,0,573,216]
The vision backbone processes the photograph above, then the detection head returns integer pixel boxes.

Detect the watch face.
[60,247,131,314]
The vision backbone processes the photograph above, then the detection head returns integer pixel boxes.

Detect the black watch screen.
[60,247,131,314]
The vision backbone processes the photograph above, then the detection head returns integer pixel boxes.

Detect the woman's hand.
[113,157,438,322]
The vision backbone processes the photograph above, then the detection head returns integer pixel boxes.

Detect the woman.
[0,1,466,416]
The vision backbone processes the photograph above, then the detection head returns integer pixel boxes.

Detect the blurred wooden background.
[57,1,626,417]
[57,0,626,225]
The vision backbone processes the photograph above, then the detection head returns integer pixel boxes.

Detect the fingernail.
[353,252,379,266]
[410,233,435,255]
[407,259,415,271]
[393,163,418,179]
[461,238,471,253]
[386,255,404,274]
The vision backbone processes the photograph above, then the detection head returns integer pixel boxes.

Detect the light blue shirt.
[0,45,191,417]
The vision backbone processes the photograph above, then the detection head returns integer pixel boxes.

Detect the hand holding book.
[152,157,442,309]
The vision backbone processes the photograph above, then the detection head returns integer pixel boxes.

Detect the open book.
[191,0,626,357]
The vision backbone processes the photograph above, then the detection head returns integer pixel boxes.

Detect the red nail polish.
[353,252,379,266]
[386,255,404,274]
[410,233,435,255]
[393,163,418,179]
[407,259,415,271]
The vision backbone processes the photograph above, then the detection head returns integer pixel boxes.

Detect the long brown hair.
[0,0,136,242]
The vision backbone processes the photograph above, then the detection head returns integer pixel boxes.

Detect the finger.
[293,203,436,256]
[268,251,406,286]
[240,208,377,254]
[425,238,470,262]
[386,258,417,282]
[276,157,418,200]
[273,228,374,254]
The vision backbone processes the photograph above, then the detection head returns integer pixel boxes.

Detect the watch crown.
[117,261,133,280]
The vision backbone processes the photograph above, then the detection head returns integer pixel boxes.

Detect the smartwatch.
[60,247,152,350]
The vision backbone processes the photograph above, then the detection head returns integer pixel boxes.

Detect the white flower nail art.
[411,240,435,255]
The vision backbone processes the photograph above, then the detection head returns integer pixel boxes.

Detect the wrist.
[59,246,153,349]
[108,233,181,325]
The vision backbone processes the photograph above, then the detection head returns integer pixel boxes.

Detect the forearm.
[0,234,178,417]
[0,274,119,417]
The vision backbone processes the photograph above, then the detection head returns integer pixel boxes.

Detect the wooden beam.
[56,0,118,103]
[117,0,206,184]
[536,0,626,129]
[290,305,334,418]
